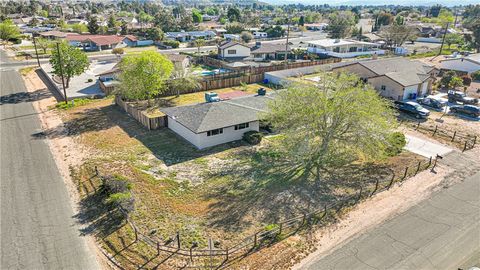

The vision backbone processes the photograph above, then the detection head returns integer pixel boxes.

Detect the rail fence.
[100,157,435,269]
[404,120,477,152]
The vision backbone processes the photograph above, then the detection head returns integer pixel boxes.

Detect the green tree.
[240,31,253,43]
[263,72,397,183]
[0,20,20,45]
[71,23,88,34]
[440,70,457,87]
[226,22,245,34]
[444,33,463,49]
[87,16,99,34]
[327,11,355,39]
[108,15,116,29]
[169,67,202,97]
[116,51,174,103]
[381,24,418,47]
[193,38,205,54]
[377,12,394,26]
[462,5,480,52]
[192,9,202,23]
[265,25,285,38]
[148,27,164,41]
[298,15,305,26]
[36,37,52,54]
[49,42,89,88]
[227,7,241,22]
[448,76,463,89]
[430,5,442,17]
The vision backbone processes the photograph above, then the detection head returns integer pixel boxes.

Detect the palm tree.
[169,67,202,97]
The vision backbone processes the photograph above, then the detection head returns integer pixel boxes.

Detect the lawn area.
[142,83,273,117]
[54,96,427,268]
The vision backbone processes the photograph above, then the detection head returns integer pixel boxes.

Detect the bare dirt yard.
[22,68,442,269]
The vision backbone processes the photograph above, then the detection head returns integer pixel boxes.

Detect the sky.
[261,0,477,6]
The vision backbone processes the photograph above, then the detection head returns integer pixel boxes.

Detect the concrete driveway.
[404,134,453,158]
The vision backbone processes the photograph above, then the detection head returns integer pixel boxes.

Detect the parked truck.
[447,90,479,105]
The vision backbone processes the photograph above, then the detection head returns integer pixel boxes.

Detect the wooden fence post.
[279,223,283,235]
[357,186,363,202]
[253,232,257,247]
[370,178,379,197]
[473,136,477,147]
[463,140,468,152]
[157,241,160,256]
[133,224,138,242]
[428,156,432,167]
[321,204,328,219]
[415,161,421,175]
[387,173,396,190]
[432,125,438,137]
[176,231,181,249]
[451,131,457,142]
[416,121,420,130]
[403,167,409,180]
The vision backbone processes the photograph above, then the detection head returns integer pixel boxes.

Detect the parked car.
[447,90,479,105]
[394,101,430,119]
[417,96,447,109]
[449,105,480,117]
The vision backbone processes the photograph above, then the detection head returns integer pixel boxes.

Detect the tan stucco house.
[332,58,439,101]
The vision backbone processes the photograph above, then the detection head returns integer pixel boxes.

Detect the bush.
[243,131,263,145]
[162,40,180,48]
[472,71,480,81]
[87,78,93,82]
[102,174,134,212]
[384,132,406,157]
[461,75,472,86]
[112,48,124,55]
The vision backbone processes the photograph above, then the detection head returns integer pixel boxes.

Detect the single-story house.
[304,23,328,31]
[66,34,126,51]
[38,30,70,39]
[167,54,190,70]
[332,57,439,101]
[161,93,275,149]
[166,31,216,42]
[224,34,240,41]
[307,39,385,58]
[250,42,291,61]
[253,32,268,39]
[439,54,480,75]
[217,41,251,59]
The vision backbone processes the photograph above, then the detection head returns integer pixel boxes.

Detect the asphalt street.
[300,155,480,270]
[0,50,100,269]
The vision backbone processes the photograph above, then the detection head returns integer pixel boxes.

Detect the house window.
[381,85,386,91]
[207,128,223,136]
[234,122,250,130]
[227,49,236,54]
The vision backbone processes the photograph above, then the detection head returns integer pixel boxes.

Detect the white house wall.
[167,117,260,149]
[221,44,251,58]
[403,85,419,100]
[367,76,405,101]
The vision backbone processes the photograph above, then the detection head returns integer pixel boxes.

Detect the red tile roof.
[65,34,127,46]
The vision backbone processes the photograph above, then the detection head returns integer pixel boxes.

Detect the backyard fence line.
[406,120,477,152]
[115,96,166,130]
[100,157,434,269]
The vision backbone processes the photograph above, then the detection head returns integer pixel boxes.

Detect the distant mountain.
[260,0,477,6]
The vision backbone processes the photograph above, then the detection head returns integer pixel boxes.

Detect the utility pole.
[284,16,291,67]
[437,22,450,57]
[32,36,41,67]
[55,42,68,104]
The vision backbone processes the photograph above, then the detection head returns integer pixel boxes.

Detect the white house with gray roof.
[161,93,275,149]
[332,57,438,100]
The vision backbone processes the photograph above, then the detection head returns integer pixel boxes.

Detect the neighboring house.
[439,54,480,75]
[161,93,274,149]
[66,18,88,25]
[224,34,240,41]
[253,32,268,39]
[66,34,127,51]
[304,23,328,31]
[307,39,385,58]
[38,30,70,39]
[217,41,251,59]
[167,54,190,70]
[250,42,291,61]
[166,31,216,42]
[332,57,438,100]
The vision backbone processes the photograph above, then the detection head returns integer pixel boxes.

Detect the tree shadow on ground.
[203,148,397,232]
[0,88,52,105]
[73,184,126,239]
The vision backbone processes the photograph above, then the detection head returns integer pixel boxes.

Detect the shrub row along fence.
[115,96,166,130]
[404,120,477,152]
[104,157,435,269]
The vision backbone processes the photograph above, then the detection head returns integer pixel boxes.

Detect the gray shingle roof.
[383,71,425,86]
[251,43,291,54]
[161,94,275,133]
[359,57,435,75]
[218,41,249,50]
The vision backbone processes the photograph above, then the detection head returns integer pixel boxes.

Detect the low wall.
[115,96,166,130]
[264,61,350,85]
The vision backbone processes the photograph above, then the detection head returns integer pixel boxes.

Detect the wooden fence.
[115,96,166,130]
[105,156,434,269]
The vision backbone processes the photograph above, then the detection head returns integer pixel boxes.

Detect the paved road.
[299,153,480,270]
[0,50,100,269]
